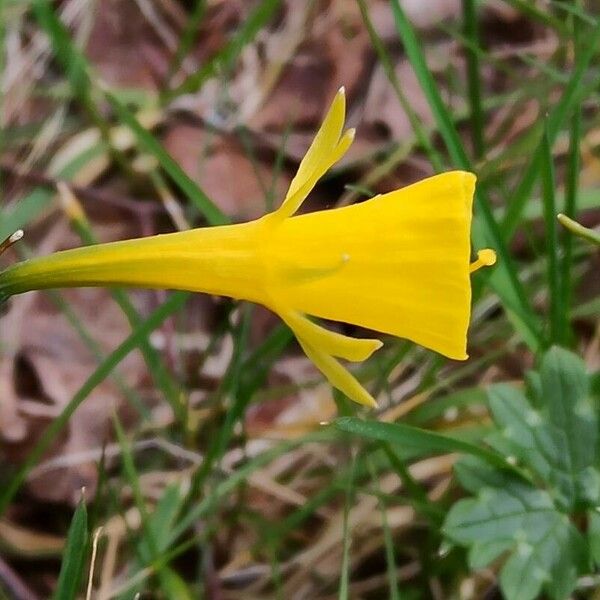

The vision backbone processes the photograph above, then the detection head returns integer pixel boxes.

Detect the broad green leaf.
[589,510,600,566]
[445,481,556,545]
[445,479,585,600]
[446,348,597,600]
[499,516,583,600]
[487,383,574,506]
[468,538,512,570]
[487,347,597,509]
[454,455,524,495]
[53,497,89,600]
[540,347,597,475]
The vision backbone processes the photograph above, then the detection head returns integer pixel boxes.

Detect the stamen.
[281,251,351,285]
[0,230,24,257]
[469,248,496,273]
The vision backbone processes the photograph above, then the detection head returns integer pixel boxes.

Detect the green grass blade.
[53,496,88,600]
[165,0,281,100]
[338,454,356,600]
[103,90,228,226]
[367,458,402,600]
[33,0,226,226]
[33,0,134,176]
[69,216,184,420]
[0,292,188,517]
[335,417,517,473]
[390,0,542,350]
[560,17,583,335]
[462,0,484,158]
[390,0,468,168]
[356,0,444,171]
[166,0,207,83]
[33,0,92,106]
[239,324,294,392]
[502,17,600,238]
[382,445,443,523]
[540,123,564,345]
[170,429,336,541]
[187,306,253,497]
[113,415,191,598]
[276,475,346,536]
[112,414,159,559]
[44,288,149,419]
[502,0,568,33]
[550,0,598,25]
[112,433,336,598]
[0,144,107,240]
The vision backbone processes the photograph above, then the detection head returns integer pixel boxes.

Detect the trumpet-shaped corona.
[0,88,495,407]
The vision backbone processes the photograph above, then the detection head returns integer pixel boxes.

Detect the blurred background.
[0,1,599,598]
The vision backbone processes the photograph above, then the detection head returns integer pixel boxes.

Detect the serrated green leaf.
[53,497,89,600]
[454,455,523,495]
[445,480,585,600]
[468,539,512,570]
[486,347,597,509]
[445,481,556,545]
[447,348,596,600]
[575,467,600,505]
[487,384,552,474]
[589,510,600,566]
[499,518,581,600]
[487,383,575,506]
[540,347,597,474]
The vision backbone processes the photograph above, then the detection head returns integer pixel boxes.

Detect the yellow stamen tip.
[478,249,497,266]
[470,249,497,273]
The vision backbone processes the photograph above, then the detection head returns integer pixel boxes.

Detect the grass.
[0,1,599,598]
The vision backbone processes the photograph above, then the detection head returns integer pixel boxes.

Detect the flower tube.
[0,88,495,406]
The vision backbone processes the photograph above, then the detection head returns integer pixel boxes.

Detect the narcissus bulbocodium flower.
[0,88,495,407]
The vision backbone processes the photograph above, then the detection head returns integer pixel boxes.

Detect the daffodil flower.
[0,88,495,407]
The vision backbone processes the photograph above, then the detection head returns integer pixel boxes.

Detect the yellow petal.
[280,308,382,361]
[276,88,352,219]
[268,171,477,360]
[297,338,378,408]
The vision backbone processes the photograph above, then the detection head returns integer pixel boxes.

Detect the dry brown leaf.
[163,123,290,219]
[3,287,146,505]
[85,0,165,90]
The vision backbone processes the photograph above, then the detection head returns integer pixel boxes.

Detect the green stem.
[558,214,600,246]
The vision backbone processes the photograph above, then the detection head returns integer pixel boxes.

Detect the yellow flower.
[0,88,495,407]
